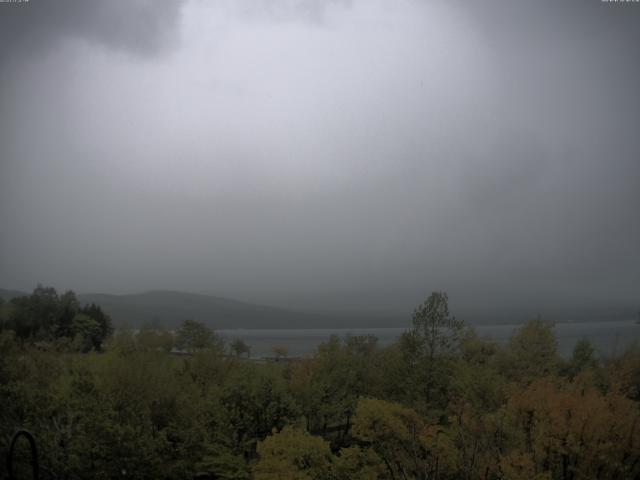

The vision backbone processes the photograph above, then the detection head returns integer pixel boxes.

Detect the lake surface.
[219,320,640,358]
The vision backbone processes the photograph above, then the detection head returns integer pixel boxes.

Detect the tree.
[221,363,298,453]
[502,378,640,479]
[0,297,9,331]
[175,319,222,353]
[393,292,465,415]
[351,398,456,480]
[411,291,464,361]
[56,290,79,338]
[230,338,251,358]
[344,334,378,355]
[609,342,640,400]
[8,285,59,339]
[563,339,598,379]
[136,322,174,353]
[71,313,102,352]
[290,335,382,440]
[253,426,335,480]
[272,345,289,359]
[79,302,113,348]
[108,321,138,355]
[503,318,559,382]
[452,328,506,412]
[2,286,112,349]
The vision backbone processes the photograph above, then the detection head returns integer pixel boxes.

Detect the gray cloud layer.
[0,0,183,63]
[1,0,638,318]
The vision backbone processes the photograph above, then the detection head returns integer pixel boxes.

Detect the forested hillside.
[0,288,400,329]
[1,290,639,479]
[78,290,360,329]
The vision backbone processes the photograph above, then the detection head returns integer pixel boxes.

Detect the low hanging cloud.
[0,0,638,318]
[0,0,184,66]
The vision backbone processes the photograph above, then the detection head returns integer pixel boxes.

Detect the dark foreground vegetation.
[1,287,639,479]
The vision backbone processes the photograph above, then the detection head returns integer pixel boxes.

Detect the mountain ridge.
[1,288,637,329]
[0,288,399,329]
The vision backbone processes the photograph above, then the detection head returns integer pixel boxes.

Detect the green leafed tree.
[175,319,223,353]
[502,317,559,382]
[71,313,102,352]
[411,291,464,360]
[7,284,59,339]
[563,338,599,380]
[253,426,335,480]
[2,285,113,350]
[392,292,465,415]
[136,322,174,353]
[79,302,114,348]
[230,338,251,358]
[351,397,457,479]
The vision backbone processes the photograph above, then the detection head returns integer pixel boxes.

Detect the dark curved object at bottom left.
[6,430,38,480]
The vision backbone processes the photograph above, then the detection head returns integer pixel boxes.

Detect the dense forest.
[1,287,639,479]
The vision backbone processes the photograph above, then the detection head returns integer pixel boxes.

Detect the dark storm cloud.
[0,0,184,65]
[451,0,640,306]
[0,0,638,319]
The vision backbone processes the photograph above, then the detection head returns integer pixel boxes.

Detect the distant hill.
[76,290,396,329]
[0,288,28,302]
[0,287,399,329]
[2,287,636,329]
[86,291,602,330]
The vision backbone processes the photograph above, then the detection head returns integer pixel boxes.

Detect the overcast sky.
[1,0,638,316]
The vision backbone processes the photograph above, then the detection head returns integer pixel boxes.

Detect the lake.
[218,320,640,359]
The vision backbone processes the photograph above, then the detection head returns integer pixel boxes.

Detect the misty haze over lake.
[219,320,640,359]
[1,0,638,322]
